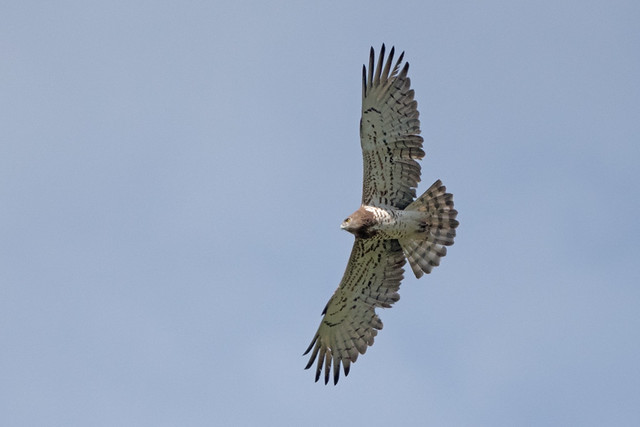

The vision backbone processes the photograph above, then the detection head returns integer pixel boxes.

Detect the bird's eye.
[344,218,350,223]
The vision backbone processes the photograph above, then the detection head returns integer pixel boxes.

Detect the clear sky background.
[2,1,639,426]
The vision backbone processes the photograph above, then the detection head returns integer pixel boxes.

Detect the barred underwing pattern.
[304,45,459,385]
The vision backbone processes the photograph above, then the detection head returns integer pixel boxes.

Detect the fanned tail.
[400,180,458,278]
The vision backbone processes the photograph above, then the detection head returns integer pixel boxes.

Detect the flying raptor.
[304,45,459,385]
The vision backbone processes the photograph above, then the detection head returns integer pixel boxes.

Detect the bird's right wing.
[304,238,406,385]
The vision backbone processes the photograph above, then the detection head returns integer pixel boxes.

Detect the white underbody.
[362,206,425,239]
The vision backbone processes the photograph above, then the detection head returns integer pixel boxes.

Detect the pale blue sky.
[1,1,639,425]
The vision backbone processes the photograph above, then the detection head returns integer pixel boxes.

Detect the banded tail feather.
[400,180,459,278]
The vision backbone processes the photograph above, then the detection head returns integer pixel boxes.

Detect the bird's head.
[340,207,376,238]
[340,216,354,232]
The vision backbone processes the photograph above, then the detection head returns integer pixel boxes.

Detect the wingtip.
[303,334,318,356]
[303,356,314,369]
[362,65,367,97]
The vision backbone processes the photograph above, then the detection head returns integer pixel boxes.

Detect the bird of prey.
[304,45,459,385]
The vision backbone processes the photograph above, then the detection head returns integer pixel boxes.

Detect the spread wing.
[304,238,405,385]
[360,44,424,209]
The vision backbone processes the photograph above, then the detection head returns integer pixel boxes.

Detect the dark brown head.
[340,207,377,239]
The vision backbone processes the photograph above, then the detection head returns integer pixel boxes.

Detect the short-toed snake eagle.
[304,45,459,384]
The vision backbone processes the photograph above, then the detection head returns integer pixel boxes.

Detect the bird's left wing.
[360,44,424,209]
[304,238,405,384]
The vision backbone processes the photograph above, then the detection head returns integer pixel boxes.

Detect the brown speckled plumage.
[304,45,459,385]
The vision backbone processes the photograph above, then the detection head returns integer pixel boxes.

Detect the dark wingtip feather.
[362,65,367,97]
[323,352,331,385]
[314,349,324,382]
[373,44,385,85]
[381,46,395,80]
[367,47,374,90]
[303,334,318,356]
[304,353,316,370]
[399,61,410,79]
